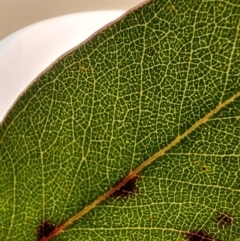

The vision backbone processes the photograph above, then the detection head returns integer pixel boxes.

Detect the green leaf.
[1,0,240,240]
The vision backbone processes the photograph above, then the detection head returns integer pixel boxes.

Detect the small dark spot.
[147,47,155,56]
[37,221,56,240]
[186,230,214,241]
[110,176,138,198]
[202,166,206,171]
[55,141,61,147]
[217,213,232,225]
[64,186,70,192]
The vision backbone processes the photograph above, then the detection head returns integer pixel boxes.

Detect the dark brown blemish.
[217,213,232,226]
[37,221,56,241]
[110,176,138,198]
[186,230,214,241]
[202,166,206,171]
[147,47,155,57]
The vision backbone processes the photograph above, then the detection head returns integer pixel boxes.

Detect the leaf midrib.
[39,91,240,241]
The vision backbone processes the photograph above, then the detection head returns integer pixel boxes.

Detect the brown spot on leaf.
[37,221,56,241]
[202,166,206,171]
[110,176,138,198]
[79,65,86,71]
[217,213,232,225]
[147,47,155,56]
[186,230,214,241]
[168,3,176,12]
[55,141,61,146]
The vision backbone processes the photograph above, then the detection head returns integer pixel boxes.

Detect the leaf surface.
[1,0,240,240]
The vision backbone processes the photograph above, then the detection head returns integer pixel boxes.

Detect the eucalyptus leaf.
[1,0,240,240]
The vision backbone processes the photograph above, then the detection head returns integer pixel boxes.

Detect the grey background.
[0,0,144,39]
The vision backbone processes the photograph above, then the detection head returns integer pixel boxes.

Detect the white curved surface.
[0,11,125,122]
